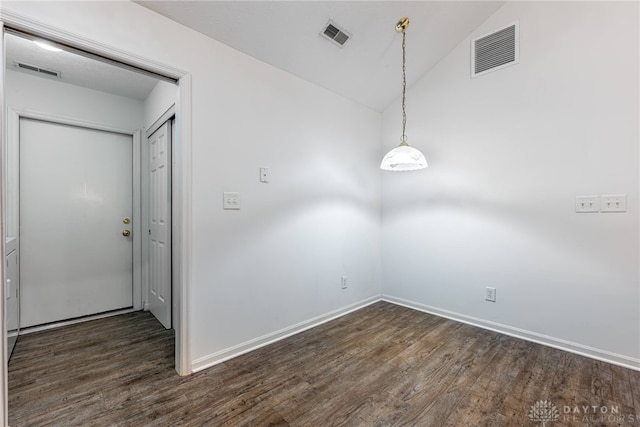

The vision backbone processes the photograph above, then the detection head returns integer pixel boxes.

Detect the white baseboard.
[382,295,640,372]
[191,294,640,373]
[191,296,381,373]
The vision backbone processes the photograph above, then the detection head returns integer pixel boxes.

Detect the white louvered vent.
[15,61,61,78]
[321,21,351,47]
[471,21,519,78]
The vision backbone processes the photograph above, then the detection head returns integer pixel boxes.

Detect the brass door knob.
[123,217,131,224]
[122,230,131,237]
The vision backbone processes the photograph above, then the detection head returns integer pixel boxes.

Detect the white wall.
[186,25,382,368]
[143,80,175,132]
[381,1,639,367]
[1,1,382,370]
[6,69,143,130]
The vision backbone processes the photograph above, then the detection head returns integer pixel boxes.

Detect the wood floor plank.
[499,343,561,422]
[392,330,503,426]
[8,302,640,426]
[441,337,534,426]
[611,364,634,409]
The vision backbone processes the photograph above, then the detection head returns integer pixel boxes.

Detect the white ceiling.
[136,1,505,112]
[5,32,160,101]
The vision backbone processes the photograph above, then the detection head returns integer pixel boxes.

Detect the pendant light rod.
[380,16,427,171]
[400,19,408,144]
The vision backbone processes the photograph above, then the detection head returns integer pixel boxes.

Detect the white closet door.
[20,118,133,328]
[148,121,171,329]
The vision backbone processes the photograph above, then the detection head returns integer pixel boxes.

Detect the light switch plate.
[485,287,496,302]
[223,192,240,210]
[601,194,626,212]
[260,167,270,183]
[575,195,599,213]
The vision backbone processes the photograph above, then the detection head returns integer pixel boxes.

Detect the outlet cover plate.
[223,192,241,210]
[575,195,599,213]
[601,194,626,212]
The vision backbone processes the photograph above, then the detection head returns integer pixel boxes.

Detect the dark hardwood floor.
[8,301,640,426]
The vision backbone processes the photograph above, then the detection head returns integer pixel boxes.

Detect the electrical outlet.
[485,287,496,302]
[601,194,626,212]
[575,196,599,213]
[341,276,348,290]
[223,192,240,210]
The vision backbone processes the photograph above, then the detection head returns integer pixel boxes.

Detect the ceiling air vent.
[15,61,61,78]
[471,21,519,78]
[321,21,351,47]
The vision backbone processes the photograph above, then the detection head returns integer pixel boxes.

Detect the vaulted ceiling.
[5,2,506,109]
[136,1,505,111]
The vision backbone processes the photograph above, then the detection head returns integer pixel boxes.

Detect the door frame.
[0,11,193,425]
[0,20,7,426]
[9,109,144,314]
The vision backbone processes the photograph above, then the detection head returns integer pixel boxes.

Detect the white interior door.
[148,121,171,329]
[19,118,133,328]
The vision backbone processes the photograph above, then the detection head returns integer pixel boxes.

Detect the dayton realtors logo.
[528,400,638,425]
[528,400,559,426]
[561,404,637,424]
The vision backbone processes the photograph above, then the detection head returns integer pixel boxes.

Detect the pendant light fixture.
[380,17,427,172]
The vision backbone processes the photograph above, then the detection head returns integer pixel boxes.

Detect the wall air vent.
[15,61,61,78]
[321,21,351,47]
[471,21,519,78]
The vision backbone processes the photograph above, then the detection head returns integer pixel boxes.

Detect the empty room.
[0,1,638,426]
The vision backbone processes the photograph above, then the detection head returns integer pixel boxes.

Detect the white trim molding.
[132,130,142,311]
[0,20,8,427]
[382,295,640,372]
[191,296,381,373]
[174,74,192,376]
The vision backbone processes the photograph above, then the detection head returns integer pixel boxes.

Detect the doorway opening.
[1,26,190,382]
